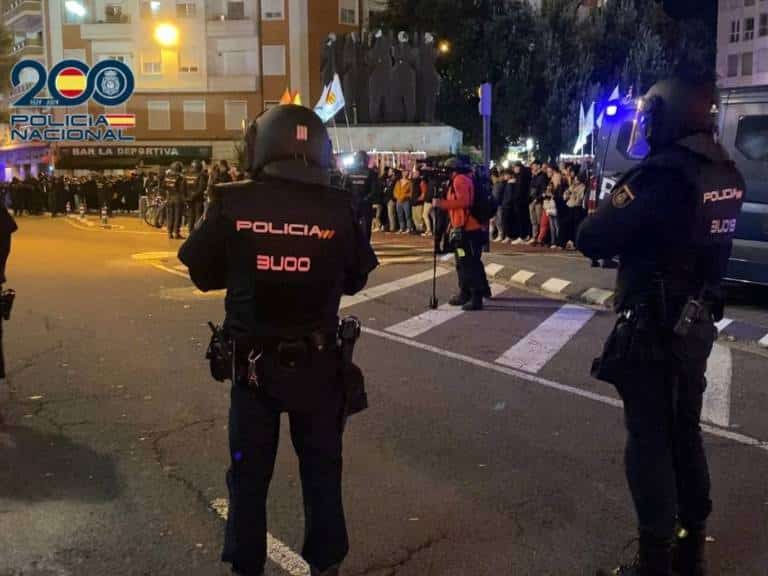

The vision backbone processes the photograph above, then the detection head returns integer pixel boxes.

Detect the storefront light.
[65,1,87,17]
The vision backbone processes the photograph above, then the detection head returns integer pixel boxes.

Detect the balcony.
[10,37,43,57]
[206,17,255,37]
[2,0,42,31]
[80,20,132,40]
[209,75,258,91]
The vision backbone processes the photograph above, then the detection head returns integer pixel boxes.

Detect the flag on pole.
[585,102,595,138]
[596,110,605,130]
[609,84,620,102]
[314,83,330,112]
[279,88,293,105]
[313,74,346,123]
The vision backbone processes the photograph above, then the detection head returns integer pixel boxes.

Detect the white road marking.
[386,283,507,338]
[131,251,179,261]
[484,263,504,277]
[581,287,614,306]
[541,278,572,294]
[703,343,732,428]
[510,270,536,285]
[495,304,596,373]
[151,263,190,279]
[210,499,309,575]
[362,327,768,452]
[340,268,450,309]
[715,318,734,333]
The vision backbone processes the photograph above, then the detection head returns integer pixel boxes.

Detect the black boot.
[672,527,706,576]
[448,292,470,306]
[462,295,483,311]
[597,535,672,576]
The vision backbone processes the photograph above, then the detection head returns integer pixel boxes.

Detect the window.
[731,20,741,42]
[745,17,755,40]
[263,100,280,111]
[223,51,246,75]
[63,0,86,24]
[105,4,125,22]
[183,100,206,130]
[142,51,162,75]
[227,1,245,19]
[759,48,768,72]
[261,0,283,20]
[148,101,171,130]
[97,54,128,64]
[262,45,285,76]
[728,54,740,77]
[339,0,357,25]
[176,1,196,17]
[140,0,161,19]
[736,115,768,160]
[179,49,199,73]
[743,51,754,76]
[224,101,247,131]
[760,14,768,36]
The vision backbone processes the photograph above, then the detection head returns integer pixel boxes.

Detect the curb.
[439,261,768,348]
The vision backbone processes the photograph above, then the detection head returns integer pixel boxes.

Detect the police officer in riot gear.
[578,78,745,576]
[185,160,206,233]
[178,104,378,576]
[164,161,186,239]
[344,150,379,242]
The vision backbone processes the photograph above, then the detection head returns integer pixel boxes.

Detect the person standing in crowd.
[562,168,586,250]
[164,162,186,240]
[491,169,509,242]
[179,104,378,576]
[581,78,743,576]
[433,156,487,311]
[382,167,397,232]
[421,168,435,237]
[345,151,379,242]
[546,164,566,249]
[512,162,532,243]
[186,161,206,233]
[393,169,414,234]
[410,166,425,235]
[528,162,548,244]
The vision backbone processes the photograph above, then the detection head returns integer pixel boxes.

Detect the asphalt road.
[1,216,767,576]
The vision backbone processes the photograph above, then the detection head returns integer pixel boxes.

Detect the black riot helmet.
[243,104,333,184]
[354,150,369,168]
[628,78,717,155]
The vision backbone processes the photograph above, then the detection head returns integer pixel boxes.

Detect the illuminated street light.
[65,1,87,17]
[526,138,535,151]
[154,23,179,47]
[438,40,451,55]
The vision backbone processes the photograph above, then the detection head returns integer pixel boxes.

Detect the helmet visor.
[627,98,652,159]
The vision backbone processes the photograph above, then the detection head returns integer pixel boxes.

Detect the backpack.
[470,173,498,223]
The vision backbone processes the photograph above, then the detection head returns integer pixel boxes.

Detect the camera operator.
[178,104,378,576]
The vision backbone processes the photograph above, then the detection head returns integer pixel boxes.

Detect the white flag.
[584,102,595,139]
[609,84,620,101]
[314,83,330,113]
[596,110,605,130]
[324,73,346,117]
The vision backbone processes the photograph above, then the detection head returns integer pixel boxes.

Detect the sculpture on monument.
[319,29,441,124]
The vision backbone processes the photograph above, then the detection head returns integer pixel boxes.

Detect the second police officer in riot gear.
[164,161,186,239]
[185,160,206,234]
[578,78,745,576]
[178,104,378,576]
[344,150,379,242]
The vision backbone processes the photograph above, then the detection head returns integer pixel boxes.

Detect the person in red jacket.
[432,156,487,311]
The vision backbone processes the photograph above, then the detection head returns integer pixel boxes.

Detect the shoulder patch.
[611,184,635,209]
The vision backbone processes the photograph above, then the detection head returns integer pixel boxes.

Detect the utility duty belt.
[206,317,367,418]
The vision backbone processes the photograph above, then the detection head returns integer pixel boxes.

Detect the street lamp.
[526,138,535,151]
[154,23,179,47]
[438,40,451,55]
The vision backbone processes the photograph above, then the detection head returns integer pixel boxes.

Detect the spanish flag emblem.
[105,114,136,128]
[55,67,87,99]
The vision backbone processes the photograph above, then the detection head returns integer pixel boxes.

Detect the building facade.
[1,0,383,176]
[717,0,768,88]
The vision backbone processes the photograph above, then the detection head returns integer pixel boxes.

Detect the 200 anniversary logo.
[10,58,136,143]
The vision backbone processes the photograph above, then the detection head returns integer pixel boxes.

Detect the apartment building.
[717,0,768,88]
[2,0,377,174]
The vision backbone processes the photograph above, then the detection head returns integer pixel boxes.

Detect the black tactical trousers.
[617,326,714,541]
[223,384,348,575]
[454,229,487,299]
[188,201,204,234]
[358,204,374,243]
[167,200,183,237]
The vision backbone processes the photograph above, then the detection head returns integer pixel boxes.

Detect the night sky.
[658,0,717,26]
